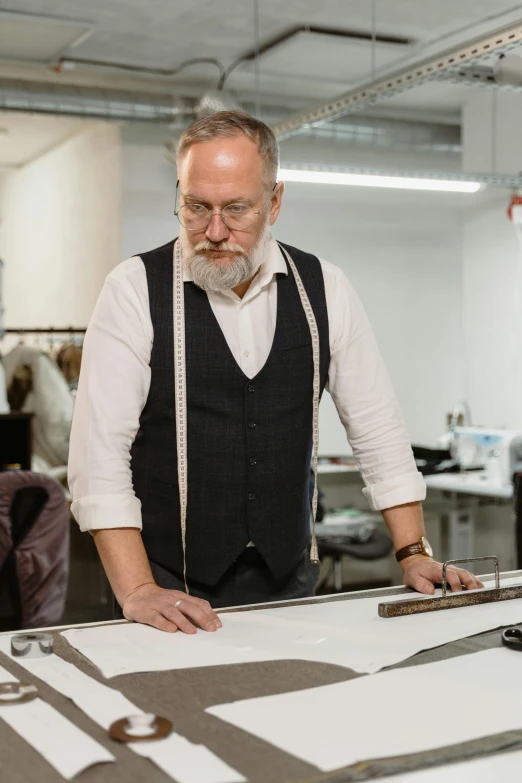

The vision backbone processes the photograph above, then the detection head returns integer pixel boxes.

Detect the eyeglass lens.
[178,203,256,231]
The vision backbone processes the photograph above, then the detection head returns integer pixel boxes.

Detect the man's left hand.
[401,555,484,595]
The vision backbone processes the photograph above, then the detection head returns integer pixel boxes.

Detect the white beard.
[180,223,271,293]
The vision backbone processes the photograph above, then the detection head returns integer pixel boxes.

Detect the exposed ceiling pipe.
[291,122,460,152]
[0,78,460,154]
[164,112,460,165]
[0,79,197,122]
[240,103,461,152]
[271,116,459,152]
[55,56,226,87]
[294,123,459,151]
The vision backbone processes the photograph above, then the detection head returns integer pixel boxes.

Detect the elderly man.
[69,110,481,635]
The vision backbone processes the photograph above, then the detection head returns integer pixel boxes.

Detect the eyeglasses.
[174,181,277,231]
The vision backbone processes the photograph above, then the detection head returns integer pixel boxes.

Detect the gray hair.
[176,109,279,189]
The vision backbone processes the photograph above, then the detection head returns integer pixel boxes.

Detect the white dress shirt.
[69,236,426,532]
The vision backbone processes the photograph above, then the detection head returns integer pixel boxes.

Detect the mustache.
[193,240,246,253]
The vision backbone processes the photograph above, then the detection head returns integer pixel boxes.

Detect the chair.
[317,528,394,592]
[0,471,70,631]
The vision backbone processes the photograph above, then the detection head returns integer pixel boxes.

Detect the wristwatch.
[395,536,433,563]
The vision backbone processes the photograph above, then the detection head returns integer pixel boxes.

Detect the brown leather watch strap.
[395,542,425,563]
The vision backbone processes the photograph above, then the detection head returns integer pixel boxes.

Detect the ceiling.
[0,111,90,167]
[0,0,521,121]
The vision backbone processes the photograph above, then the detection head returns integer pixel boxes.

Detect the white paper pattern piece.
[61,579,522,677]
[382,750,522,783]
[0,662,115,779]
[0,640,245,783]
[208,648,522,772]
[132,735,248,783]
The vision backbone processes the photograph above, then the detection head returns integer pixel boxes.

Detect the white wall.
[460,91,522,431]
[0,122,121,328]
[121,125,178,260]
[120,129,465,452]
[461,190,522,429]
[276,183,464,452]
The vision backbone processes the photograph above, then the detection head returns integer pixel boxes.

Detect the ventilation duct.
[253,108,461,153]
[164,111,461,165]
[0,79,460,154]
[286,119,460,152]
[0,79,196,122]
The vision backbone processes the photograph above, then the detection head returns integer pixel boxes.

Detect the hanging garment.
[56,342,83,390]
[3,345,73,468]
[0,359,9,414]
[0,258,4,339]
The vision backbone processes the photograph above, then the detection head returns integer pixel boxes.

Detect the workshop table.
[1,572,522,783]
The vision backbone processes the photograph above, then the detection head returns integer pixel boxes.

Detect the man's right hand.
[122,583,223,634]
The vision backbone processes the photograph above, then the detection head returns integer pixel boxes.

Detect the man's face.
[177,135,283,290]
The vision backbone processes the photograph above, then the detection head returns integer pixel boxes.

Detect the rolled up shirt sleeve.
[322,260,426,511]
[69,257,152,532]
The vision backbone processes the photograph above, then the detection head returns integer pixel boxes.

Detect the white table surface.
[424,471,513,499]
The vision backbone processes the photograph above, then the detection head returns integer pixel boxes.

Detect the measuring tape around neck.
[278,245,321,564]
[173,239,189,593]
[172,240,321,594]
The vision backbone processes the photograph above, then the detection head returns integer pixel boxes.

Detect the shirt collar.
[181,235,288,287]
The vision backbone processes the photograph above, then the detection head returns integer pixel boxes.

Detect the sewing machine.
[452,427,522,485]
[423,428,522,564]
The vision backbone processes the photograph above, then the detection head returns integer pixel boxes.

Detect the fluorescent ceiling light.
[279,168,481,193]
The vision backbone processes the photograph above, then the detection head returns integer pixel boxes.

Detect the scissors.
[502,628,522,650]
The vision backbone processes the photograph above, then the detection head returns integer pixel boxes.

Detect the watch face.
[421,536,433,558]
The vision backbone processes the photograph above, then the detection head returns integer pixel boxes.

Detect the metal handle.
[441,556,499,598]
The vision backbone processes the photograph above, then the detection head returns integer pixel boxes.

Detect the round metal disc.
[0,682,38,706]
[11,632,53,659]
[108,715,173,743]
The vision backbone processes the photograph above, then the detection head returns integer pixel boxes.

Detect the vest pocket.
[280,342,312,353]
[148,477,177,501]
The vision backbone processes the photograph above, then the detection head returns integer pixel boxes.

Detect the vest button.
[248,493,256,501]
[247,384,256,393]
[249,458,257,466]
[248,421,257,429]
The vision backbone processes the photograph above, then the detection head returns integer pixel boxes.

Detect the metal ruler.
[172,239,321,593]
[377,556,522,618]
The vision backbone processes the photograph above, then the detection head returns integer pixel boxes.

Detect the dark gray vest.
[131,239,330,585]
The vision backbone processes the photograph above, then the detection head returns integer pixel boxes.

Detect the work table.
[424,470,514,499]
[1,573,522,783]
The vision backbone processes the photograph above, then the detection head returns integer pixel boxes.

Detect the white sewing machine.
[452,427,522,484]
